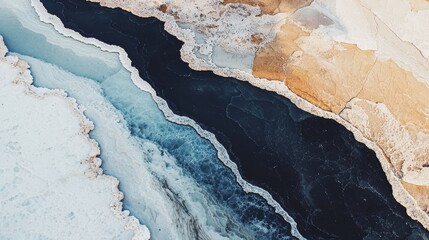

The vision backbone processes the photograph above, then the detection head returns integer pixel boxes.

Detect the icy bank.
[0,36,149,239]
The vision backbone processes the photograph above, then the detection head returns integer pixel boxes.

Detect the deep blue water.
[38,0,429,239]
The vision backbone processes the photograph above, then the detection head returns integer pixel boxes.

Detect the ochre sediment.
[222,0,312,14]
[409,0,429,11]
[253,22,374,113]
[403,181,429,212]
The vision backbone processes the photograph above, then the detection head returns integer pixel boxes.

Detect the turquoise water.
[0,0,294,239]
[0,3,119,81]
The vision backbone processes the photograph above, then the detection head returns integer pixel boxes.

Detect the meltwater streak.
[0,1,300,239]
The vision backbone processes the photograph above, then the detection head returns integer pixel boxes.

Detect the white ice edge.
[31,0,306,239]
[0,35,150,239]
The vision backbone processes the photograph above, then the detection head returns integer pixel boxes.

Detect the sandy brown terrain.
[222,0,312,14]
[409,0,429,11]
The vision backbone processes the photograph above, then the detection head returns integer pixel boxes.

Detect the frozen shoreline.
[85,0,429,231]
[0,36,149,239]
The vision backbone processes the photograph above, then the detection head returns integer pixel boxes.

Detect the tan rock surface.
[408,0,429,11]
[222,0,312,14]
[253,22,375,113]
[403,181,429,212]
[255,22,429,134]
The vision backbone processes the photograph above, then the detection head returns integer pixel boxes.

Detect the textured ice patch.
[0,37,149,240]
